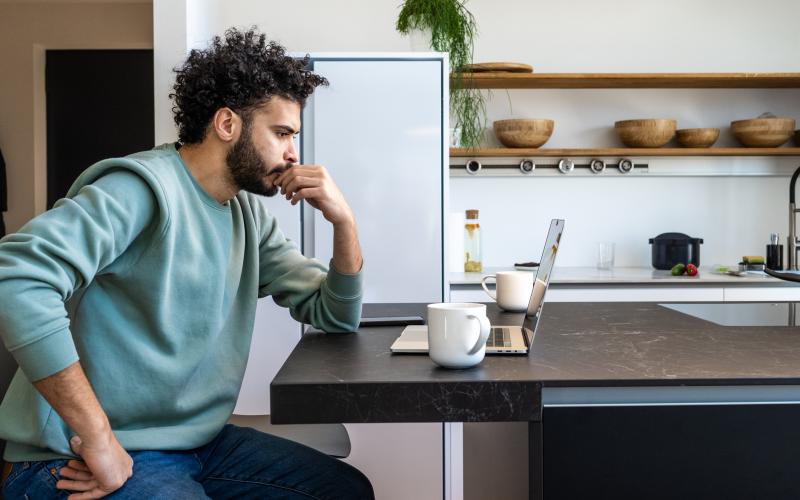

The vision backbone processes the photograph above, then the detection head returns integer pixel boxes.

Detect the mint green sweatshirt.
[0,143,363,462]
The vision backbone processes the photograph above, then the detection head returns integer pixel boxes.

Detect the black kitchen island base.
[531,404,800,500]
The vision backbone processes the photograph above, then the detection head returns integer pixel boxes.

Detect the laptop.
[391,219,564,355]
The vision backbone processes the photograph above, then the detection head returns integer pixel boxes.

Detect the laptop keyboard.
[486,327,513,348]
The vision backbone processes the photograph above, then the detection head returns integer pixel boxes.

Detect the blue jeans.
[2,424,374,499]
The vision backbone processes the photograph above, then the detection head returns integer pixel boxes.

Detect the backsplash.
[450,87,800,269]
[451,174,790,269]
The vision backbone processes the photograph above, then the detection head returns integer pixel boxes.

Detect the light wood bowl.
[730,117,795,147]
[614,119,677,148]
[493,119,554,148]
[676,128,720,148]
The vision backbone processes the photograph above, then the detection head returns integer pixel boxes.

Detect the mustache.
[268,162,295,177]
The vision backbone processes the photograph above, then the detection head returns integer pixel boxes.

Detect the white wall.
[202,0,800,269]
[154,0,224,144]
[211,0,800,72]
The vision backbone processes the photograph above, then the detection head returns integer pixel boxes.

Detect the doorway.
[45,49,154,208]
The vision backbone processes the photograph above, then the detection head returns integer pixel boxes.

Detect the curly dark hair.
[170,28,328,144]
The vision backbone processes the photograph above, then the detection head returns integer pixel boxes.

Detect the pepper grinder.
[767,233,784,270]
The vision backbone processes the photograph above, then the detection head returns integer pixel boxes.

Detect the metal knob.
[589,159,606,174]
[558,158,575,174]
[519,159,535,174]
[618,158,634,174]
[465,159,482,175]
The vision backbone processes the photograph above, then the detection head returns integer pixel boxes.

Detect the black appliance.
[649,232,703,270]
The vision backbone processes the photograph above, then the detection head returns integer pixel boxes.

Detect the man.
[0,28,373,499]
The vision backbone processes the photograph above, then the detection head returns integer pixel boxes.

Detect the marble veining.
[271,302,800,424]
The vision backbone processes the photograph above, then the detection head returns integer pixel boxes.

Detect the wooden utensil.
[461,62,533,73]
[614,119,677,148]
[731,117,795,147]
[676,128,720,148]
[493,119,554,148]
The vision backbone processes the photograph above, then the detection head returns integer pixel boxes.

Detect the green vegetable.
[671,263,686,276]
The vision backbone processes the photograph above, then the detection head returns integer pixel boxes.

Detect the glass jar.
[464,209,482,273]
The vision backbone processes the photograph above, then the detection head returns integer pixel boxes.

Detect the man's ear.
[210,107,241,143]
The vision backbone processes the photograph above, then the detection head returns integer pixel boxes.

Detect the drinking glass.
[597,242,615,270]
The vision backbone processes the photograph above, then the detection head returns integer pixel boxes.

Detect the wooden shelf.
[450,147,800,158]
[450,72,800,89]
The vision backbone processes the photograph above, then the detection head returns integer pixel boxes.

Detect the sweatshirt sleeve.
[257,210,363,333]
[0,170,158,382]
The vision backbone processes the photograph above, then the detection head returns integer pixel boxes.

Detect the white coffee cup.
[480,271,534,312]
[427,303,491,369]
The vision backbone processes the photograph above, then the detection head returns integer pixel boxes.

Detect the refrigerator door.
[300,55,448,500]
[303,58,445,303]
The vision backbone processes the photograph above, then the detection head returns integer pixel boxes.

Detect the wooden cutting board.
[461,62,533,73]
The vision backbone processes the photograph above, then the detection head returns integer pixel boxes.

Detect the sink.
[661,302,800,327]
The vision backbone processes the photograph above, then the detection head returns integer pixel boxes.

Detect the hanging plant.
[396,0,485,149]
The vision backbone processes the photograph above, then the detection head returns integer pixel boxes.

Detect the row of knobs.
[465,158,636,175]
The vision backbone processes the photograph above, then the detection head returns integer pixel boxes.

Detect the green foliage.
[397,0,485,149]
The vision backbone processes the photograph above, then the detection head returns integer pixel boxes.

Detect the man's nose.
[285,139,298,164]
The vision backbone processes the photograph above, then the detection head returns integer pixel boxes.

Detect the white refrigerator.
[235,53,450,500]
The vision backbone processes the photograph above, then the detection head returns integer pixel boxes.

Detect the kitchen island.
[271,302,800,500]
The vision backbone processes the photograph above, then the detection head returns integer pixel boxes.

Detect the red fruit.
[686,264,698,276]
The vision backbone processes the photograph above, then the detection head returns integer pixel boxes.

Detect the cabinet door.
[306,59,445,303]
[724,287,800,302]
[342,423,443,500]
[539,405,800,499]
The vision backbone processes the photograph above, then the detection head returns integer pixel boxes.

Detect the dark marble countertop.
[270,302,800,424]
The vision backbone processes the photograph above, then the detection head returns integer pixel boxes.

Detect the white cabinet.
[724,287,800,302]
[342,423,443,500]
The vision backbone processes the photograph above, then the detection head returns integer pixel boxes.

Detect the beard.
[225,124,292,197]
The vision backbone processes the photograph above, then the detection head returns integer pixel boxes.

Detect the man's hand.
[55,432,133,499]
[275,164,363,273]
[56,432,133,499]
[275,165,354,226]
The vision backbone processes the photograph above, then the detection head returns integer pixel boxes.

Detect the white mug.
[427,303,491,369]
[480,271,534,312]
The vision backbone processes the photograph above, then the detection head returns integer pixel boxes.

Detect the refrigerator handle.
[301,201,316,259]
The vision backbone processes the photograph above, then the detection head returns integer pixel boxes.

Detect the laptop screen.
[526,219,564,319]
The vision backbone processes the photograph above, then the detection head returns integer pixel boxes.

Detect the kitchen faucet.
[789,166,800,270]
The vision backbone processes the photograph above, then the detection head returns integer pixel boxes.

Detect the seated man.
[0,27,373,499]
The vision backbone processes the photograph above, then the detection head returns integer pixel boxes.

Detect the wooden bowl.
[493,119,554,148]
[614,119,677,148]
[676,128,720,148]
[730,117,795,147]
